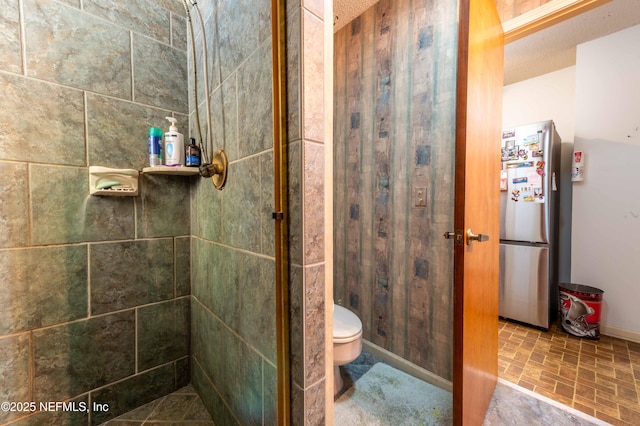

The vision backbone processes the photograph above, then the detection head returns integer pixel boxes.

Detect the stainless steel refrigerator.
[499,120,572,330]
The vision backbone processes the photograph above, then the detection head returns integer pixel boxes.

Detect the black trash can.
[559,283,604,339]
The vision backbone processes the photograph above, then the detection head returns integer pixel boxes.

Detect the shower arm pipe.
[181,0,205,158]
[182,1,227,190]
[190,1,214,162]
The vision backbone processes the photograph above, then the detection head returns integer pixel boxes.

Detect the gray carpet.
[334,363,453,425]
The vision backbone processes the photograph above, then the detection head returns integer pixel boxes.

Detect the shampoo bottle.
[164,117,185,166]
[185,138,201,167]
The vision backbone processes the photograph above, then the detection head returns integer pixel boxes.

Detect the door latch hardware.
[444,230,465,246]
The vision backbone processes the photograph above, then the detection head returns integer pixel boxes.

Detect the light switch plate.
[415,186,427,207]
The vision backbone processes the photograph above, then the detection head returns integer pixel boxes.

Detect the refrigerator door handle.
[467,229,490,245]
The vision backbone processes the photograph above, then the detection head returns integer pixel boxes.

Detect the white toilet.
[333,304,363,396]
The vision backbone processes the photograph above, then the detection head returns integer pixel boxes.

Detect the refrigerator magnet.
[526,171,542,187]
[531,150,544,157]
[513,177,528,184]
[523,134,539,145]
[502,129,515,139]
[506,161,534,169]
[500,170,508,191]
[501,145,518,161]
[511,189,520,201]
[518,149,528,160]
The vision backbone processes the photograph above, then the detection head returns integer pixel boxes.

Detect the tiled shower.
[0,0,330,424]
[1,0,192,424]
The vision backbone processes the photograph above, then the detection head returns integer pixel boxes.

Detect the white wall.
[502,25,640,342]
[572,24,640,341]
[502,66,576,140]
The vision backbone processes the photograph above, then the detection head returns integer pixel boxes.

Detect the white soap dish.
[89,166,139,196]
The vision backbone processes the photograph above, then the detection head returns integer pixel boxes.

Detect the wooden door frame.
[271,0,290,424]
[502,0,612,43]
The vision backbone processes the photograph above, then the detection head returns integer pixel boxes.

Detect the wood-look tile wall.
[333,0,457,381]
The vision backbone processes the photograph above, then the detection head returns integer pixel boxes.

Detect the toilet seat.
[333,305,362,343]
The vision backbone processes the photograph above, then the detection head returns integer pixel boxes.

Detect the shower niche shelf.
[142,166,200,176]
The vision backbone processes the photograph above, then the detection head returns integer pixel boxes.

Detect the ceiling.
[333,0,379,32]
[333,0,640,85]
[504,0,640,85]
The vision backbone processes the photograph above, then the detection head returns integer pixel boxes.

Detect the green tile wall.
[23,0,132,98]
[90,363,177,425]
[138,298,190,371]
[176,236,192,297]
[0,334,30,425]
[188,1,279,424]
[0,0,21,74]
[0,162,28,248]
[221,156,265,252]
[32,311,136,402]
[133,33,188,112]
[0,1,191,424]
[136,175,192,238]
[90,240,175,315]
[86,94,181,170]
[30,165,135,245]
[0,246,88,335]
[237,44,275,158]
[83,0,172,44]
[0,73,85,165]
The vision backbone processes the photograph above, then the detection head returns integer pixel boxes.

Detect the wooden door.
[453,0,504,424]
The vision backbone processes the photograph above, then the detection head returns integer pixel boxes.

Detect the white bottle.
[163,117,185,166]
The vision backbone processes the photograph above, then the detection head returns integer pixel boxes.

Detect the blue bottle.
[185,138,201,167]
[148,127,163,166]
